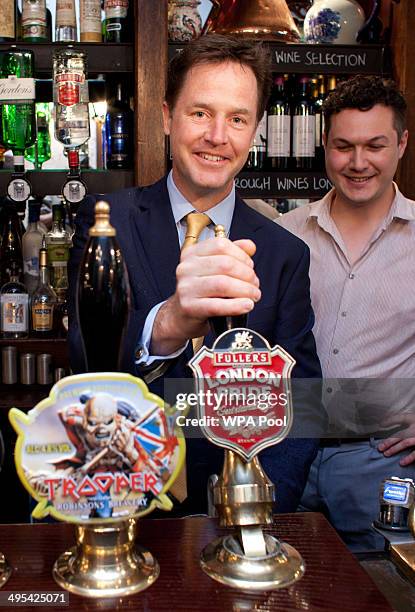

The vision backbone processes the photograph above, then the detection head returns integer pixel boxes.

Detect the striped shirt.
[276,185,415,432]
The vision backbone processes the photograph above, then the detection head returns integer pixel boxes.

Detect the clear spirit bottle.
[22,200,45,294]
[53,48,90,173]
[0,262,29,338]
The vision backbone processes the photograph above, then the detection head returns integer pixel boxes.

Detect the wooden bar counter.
[0,513,393,611]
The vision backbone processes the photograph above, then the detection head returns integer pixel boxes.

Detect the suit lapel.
[229,195,265,254]
[129,178,180,301]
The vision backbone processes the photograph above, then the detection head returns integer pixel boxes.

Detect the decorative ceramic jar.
[304,0,365,44]
[168,0,203,42]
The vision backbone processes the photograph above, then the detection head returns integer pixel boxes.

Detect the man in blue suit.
[68,34,322,516]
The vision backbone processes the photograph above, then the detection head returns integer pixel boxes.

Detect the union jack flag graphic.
[131,405,178,469]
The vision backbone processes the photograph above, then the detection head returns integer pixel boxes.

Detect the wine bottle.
[55,0,77,42]
[0,261,29,338]
[31,237,57,337]
[314,75,326,170]
[292,76,315,171]
[104,0,130,43]
[209,225,248,338]
[267,75,291,171]
[22,0,47,42]
[22,200,44,294]
[327,75,337,95]
[0,0,17,42]
[244,112,267,171]
[25,102,52,169]
[105,79,134,169]
[0,49,37,170]
[0,203,23,287]
[80,0,102,42]
[78,201,130,372]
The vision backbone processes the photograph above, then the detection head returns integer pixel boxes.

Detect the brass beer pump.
[192,226,305,590]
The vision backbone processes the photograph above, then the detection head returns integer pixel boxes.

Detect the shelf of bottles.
[0,0,135,191]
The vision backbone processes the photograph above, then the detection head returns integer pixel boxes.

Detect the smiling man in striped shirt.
[277,75,415,552]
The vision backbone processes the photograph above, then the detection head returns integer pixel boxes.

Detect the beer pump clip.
[9,372,186,598]
[189,327,305,590]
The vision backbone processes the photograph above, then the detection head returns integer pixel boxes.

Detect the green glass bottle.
[25,103,51,169]
[0,50,37,170]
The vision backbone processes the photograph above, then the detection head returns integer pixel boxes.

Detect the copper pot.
[204,0,300,42]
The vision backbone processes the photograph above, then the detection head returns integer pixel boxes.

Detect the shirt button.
[349,273,355,279]
[333,348,339,354]
[341,311,347,317]
[327,387,333,393]
[135,346,144,360]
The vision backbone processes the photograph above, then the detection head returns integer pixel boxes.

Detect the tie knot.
[182,212,211,250]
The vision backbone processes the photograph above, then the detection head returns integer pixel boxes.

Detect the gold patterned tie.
[182,211,211,250]
[182,212,211,354]
[170,212,211,504]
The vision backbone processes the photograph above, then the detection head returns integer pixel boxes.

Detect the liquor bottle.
[55,0,77,42]
[0,0,18,42]
[78,200,130,372]
[25,103,52,169]
[267,75,291,171]
[0,49,36,171]
[103,0,130,43]
[80,0,102,42]
[105,80,134,169]
[244,112,266,171]
[0,145,6,168]
[292,76,315,171]
[46,203,70,294]
[53,48,90,182]
[22,0,47,42]
[31,237,57,337]
[0,261,29,338]
[55,289,68,337]
[314,76,326,170]
[209,225,248,338]
[0,204,23,287]
[22,200,44,294]
[328,75,337,95]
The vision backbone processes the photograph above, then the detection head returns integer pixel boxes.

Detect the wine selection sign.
[9,373,184,524]
[189,329,295,461]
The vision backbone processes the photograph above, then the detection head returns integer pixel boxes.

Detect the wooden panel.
[134,0,168,186]
[389,0,415,199]
[0,515,393,611]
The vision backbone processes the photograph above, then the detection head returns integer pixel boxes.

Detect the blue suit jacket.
[68,177,322,514]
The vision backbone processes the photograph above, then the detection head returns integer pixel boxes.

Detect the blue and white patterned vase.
[168,0,203,42]
[304,0,365,44]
